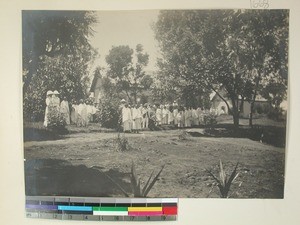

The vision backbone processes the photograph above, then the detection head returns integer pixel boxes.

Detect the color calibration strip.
[25,196,178,221]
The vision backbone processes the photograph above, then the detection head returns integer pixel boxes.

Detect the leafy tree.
[239,10,288,125]
[22,11,97,121]
[154,10,288,129]
[105,44,151,104]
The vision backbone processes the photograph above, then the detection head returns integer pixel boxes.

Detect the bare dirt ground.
[24,117,285,199]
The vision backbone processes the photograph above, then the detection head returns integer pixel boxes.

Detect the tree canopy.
[105,44,151,104]
[22,11,97,121]
[154,9,288,128]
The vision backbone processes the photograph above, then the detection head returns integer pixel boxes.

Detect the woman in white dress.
[43,90,53,127]
[52,90,60,108]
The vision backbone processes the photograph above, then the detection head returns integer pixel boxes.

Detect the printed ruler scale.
[25,196,178,221]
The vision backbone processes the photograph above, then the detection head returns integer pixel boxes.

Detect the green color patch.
[92,207,128,212]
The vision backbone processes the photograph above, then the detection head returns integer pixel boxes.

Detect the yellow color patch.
[127,207,162,212]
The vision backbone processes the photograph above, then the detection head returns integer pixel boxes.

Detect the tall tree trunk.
[231,98,239,131]
[249,100,255,127]
[249,77,259,127]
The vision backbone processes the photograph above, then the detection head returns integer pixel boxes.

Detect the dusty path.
[24,128,285,198]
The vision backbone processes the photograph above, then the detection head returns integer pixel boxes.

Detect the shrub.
[95,101,120,129]
[203,112,218,126]
[267,107,285,121]
[47,106,67,133]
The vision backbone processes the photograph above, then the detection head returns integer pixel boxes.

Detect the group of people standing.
[121,99,209,133]
[43,90,97,128]
[70,99,98,127]
[43,90,70,127]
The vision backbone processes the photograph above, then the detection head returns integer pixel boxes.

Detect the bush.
[23,90,45,122]
[47,106,67,133]
[267,107,285,121]
[94,100,121,129]
[203,112,218,126]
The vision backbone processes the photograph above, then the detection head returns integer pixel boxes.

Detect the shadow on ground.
[25,159,131,197]
[200,124,286,147]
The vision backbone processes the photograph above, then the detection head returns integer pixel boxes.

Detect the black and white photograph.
[23,9,289,199]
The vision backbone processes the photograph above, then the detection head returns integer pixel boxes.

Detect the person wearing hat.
[43,90,53,127]
[52,90,60,109]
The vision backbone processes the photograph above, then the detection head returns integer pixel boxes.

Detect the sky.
[89,10,161,74]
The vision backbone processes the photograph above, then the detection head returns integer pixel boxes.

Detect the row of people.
[43,90,97,128]
[70,99,97,127]
[120,100,211,132]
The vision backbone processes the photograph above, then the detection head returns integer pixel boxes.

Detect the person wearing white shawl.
[43,90,53,127]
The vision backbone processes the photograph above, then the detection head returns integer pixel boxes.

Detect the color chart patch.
[25,196,178,221]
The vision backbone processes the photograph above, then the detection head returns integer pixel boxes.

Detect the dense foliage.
[47,106,67,133]
[105,44,152,104]
[95,99,121,129]
[154,10,288,128]
[23,11,97,121]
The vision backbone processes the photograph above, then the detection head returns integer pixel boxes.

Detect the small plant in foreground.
[206,160,239,198]
[130,162,165,197]
[115,133,131,151]
[178,130,191,141]
[104,162,165,197]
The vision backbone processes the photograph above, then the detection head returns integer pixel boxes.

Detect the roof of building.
[90,73,101,93]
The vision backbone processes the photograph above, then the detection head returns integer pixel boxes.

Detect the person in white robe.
[192,107,199,126]
[43,90,53,127]
[162,105,169,125]
[185,107,192,127]
[122,104,132,132]
[156,105,162,126]
[173,105,179,126]
[60,97,70,125]
[168,105,174,125]
[77,99,87,127]
[132,104,142,133]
